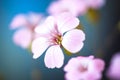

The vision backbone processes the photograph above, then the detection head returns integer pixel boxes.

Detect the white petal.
[28,12,42,25]
[64,58,80,72]
[35,16,55,34]
[56,12,79,34]
[10,14,27,29]
[62,29,85,53]
[32,37,50,59]
[13,28,31,48]
[44,45,64,68]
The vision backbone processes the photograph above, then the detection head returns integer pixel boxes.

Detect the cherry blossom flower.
[10,12,42,48]
[106,53,120,80]
[32,12,85,68]
[86,0,105,9]
[47,0,88,16]
[64,56,105,80]
[47,0,105,17]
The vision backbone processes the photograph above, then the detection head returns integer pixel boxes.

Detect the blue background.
[0,0,120,80]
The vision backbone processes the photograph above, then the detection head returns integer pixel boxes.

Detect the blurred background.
[0,0,120,80]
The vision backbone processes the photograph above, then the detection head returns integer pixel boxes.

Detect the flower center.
[49,24,63,45]
[78,63,88,73]
[49,29,62,45]
[79,66,88,72]
[53,34,62,45]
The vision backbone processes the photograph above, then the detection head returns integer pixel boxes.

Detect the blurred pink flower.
[10,12,42,48]
[86,0,105,9]
[106,53,120,80]
[64,56,105,80]
[47,0,88,16]
[48,0,105,17]
[32,12,85,68]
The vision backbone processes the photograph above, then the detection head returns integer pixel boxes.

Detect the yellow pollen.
[55,35,62,45]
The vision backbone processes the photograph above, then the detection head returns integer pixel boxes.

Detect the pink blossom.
[64,56,105,80]
[32,12,85,68]
[106,53,120,80]
[47,0,88,16]
[86,0,105,9]
[10,12,42,48]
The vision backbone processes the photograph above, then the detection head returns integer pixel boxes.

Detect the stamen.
[79,66,88,72]
[49,32,62,45]
[79,63,88,72]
